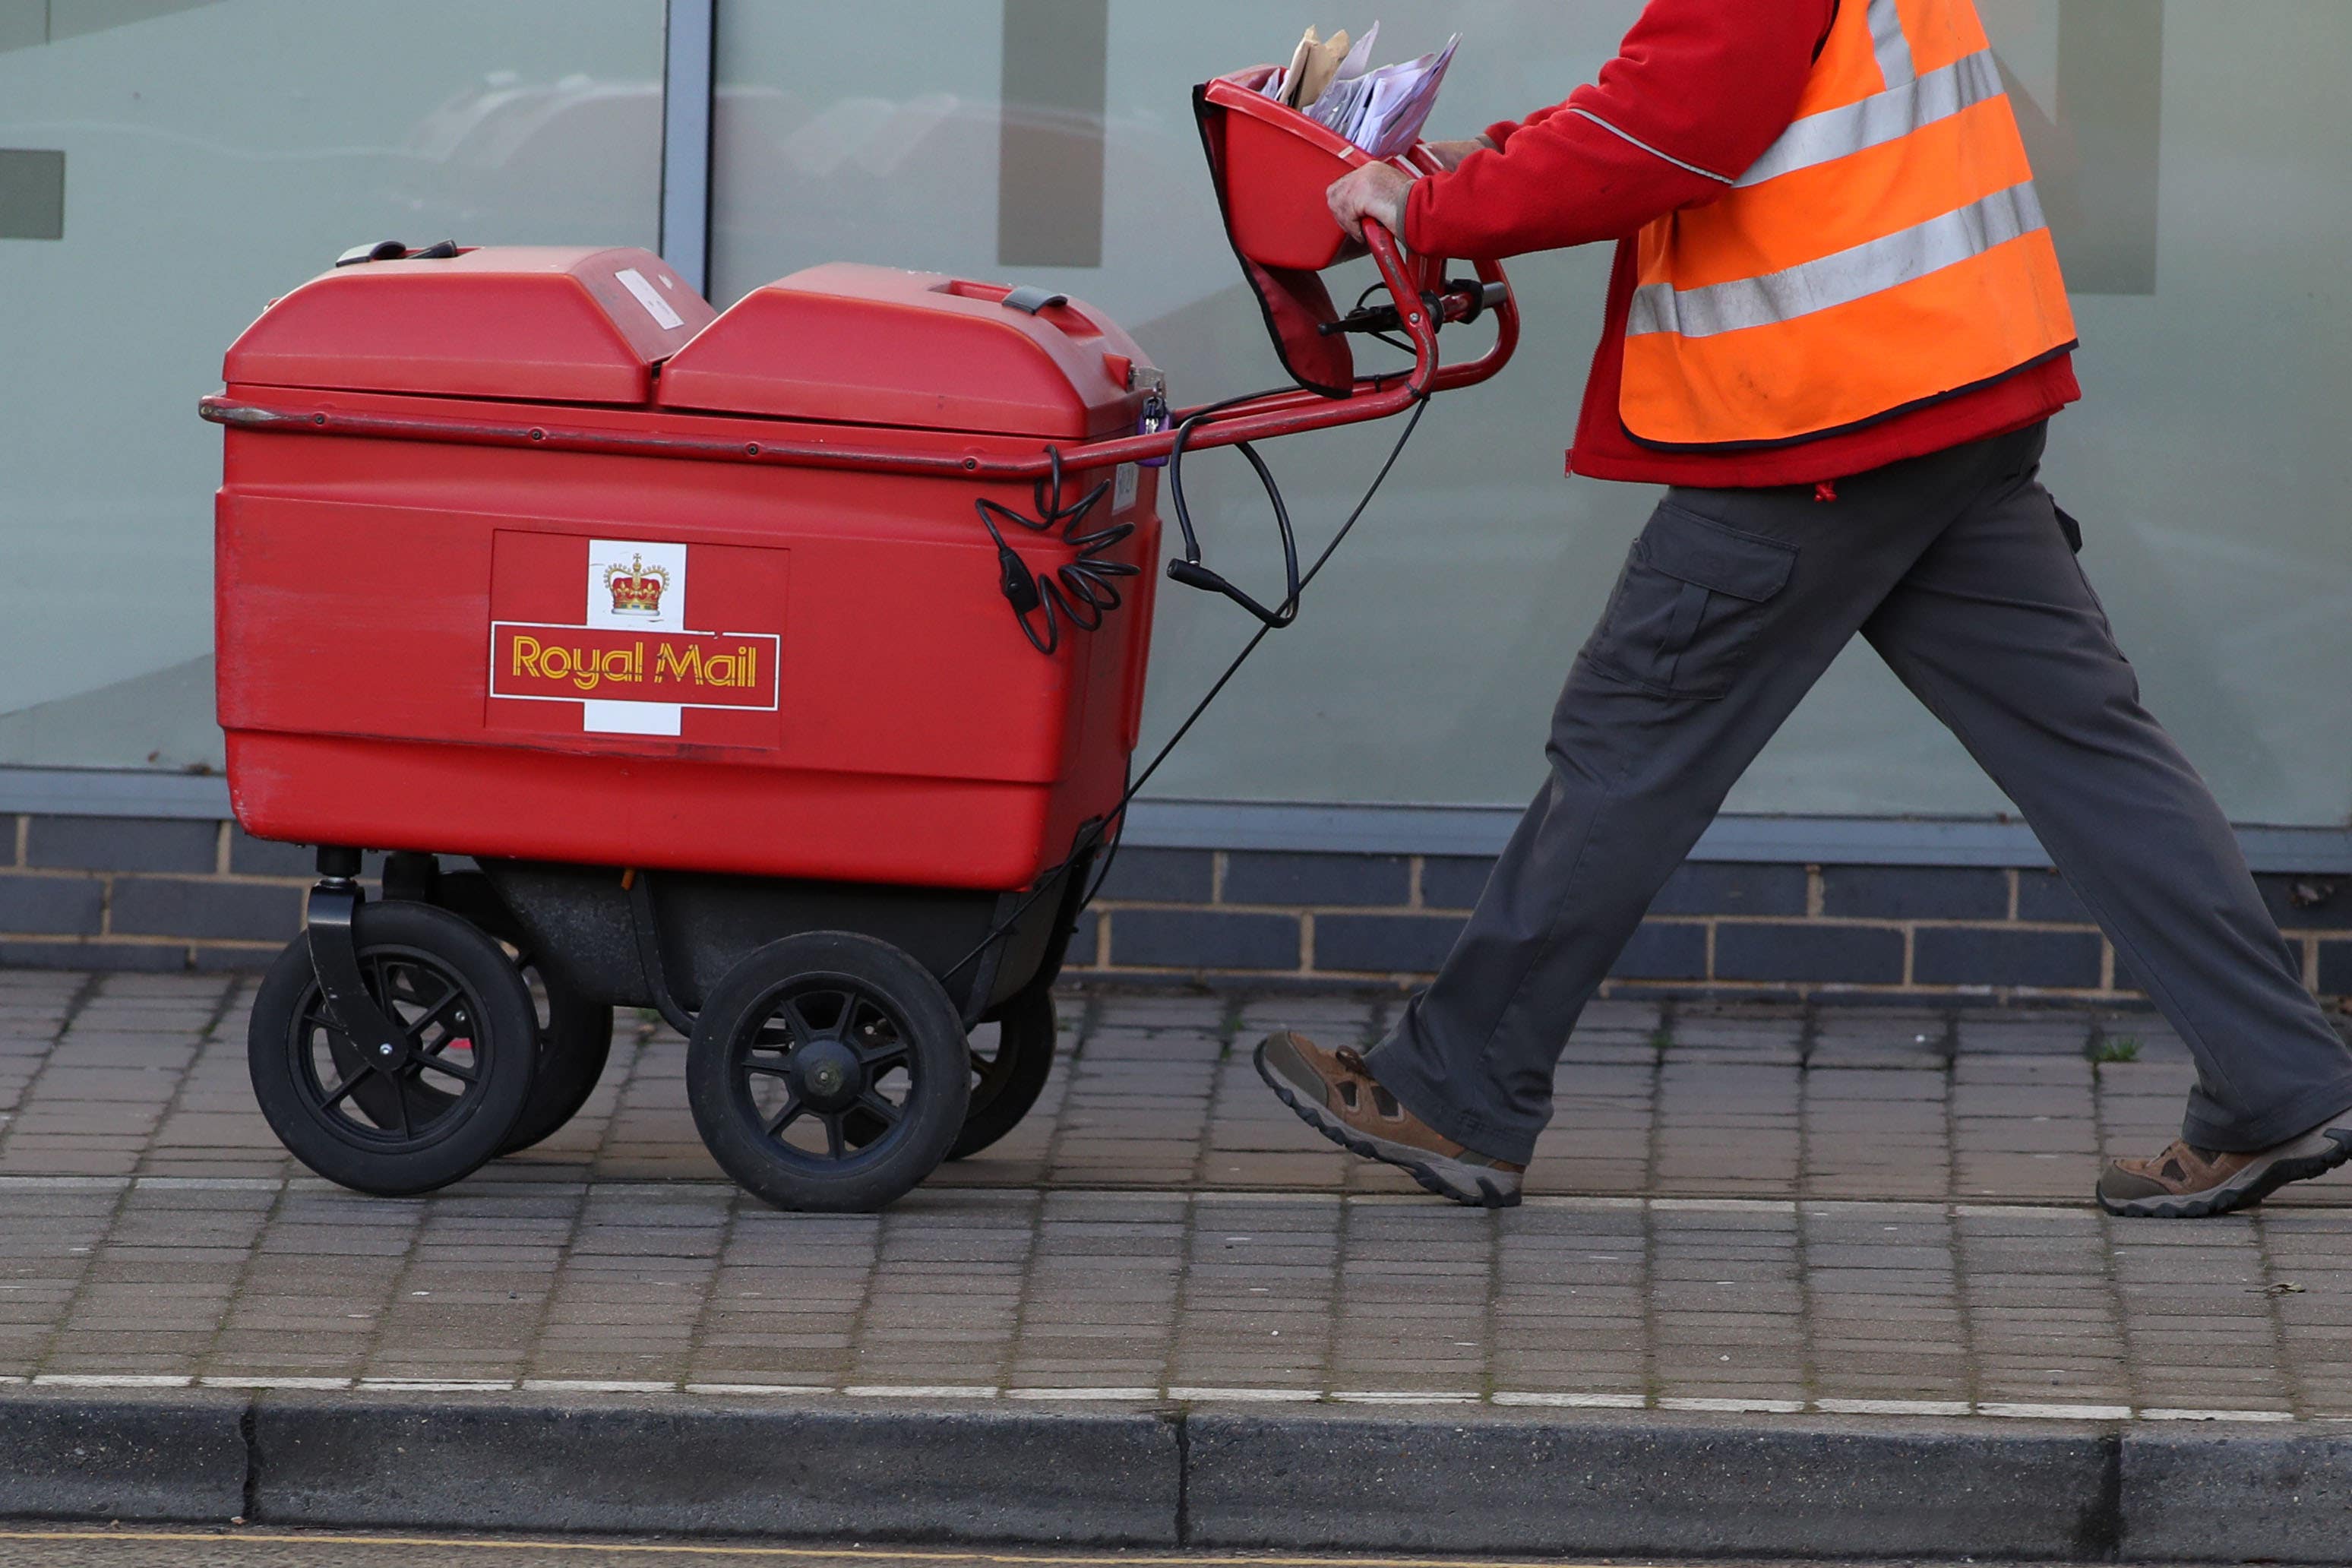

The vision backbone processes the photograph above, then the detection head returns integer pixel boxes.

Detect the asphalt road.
[0,1533,2211,1568]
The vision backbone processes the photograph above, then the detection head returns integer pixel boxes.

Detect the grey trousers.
[1364,422,2352,1166]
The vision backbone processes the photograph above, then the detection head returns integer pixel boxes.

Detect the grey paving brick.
[1821,865,2010,921]
[109,877,302,943]
[1715,924,1905,985]
[0,940,185,973]
[191,943,284,972]
[1108,909,1298,971]
[1418,855,1496,911]
[25,817,217,876]
[1649,863,1810,918]
[0,969,2341,1428]
[2256,874,2352,932]
[1220,852,1409,909]
[1611,922,1708,981]
[2014,868,2092,925]
[1914,928,2104,990]
[226,827,316,879]
[0,875,103,937]
[1312,912,1459,974]
[1089,848,1213,905]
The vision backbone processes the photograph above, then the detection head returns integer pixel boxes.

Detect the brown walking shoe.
[1255,1030,1524,1209]
[2098,1120,2352,1218]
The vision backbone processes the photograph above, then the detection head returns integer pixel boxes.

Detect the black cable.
[944,393,1432,985]
[1165,416,1301,629]
[978,447,1136,656]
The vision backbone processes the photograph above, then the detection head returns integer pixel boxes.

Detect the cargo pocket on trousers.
[1584,503,1797,700]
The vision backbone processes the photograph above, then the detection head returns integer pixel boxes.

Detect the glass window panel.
[694,5,2352,829]
[0,0,665,772]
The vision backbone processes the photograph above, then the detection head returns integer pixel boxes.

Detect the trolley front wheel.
[685,931,969,1213]
[247,899,538,1197]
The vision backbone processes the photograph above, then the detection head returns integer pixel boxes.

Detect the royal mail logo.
[485,536,782,739]
[603,552,670,615]
[490,624,777,710]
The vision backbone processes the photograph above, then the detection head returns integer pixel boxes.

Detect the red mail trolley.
[202,71,1517,1211]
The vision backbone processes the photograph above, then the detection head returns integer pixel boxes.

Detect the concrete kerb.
[0,1388,248,1522]
[2120,1424,2352,1563]
[0,1388,2346,1558]
[248,1393,1179,1541]
[1184,1407,2120,1558]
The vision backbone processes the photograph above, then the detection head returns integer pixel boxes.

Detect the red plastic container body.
[215,247,1162,892]
[1203,68,1384,272]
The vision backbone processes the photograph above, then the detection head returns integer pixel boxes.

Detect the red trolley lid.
[220,245,715,406]
[655,263,1152,440]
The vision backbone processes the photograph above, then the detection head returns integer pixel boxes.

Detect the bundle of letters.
[1259,21,1460,160]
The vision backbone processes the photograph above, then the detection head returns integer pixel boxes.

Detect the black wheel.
[248,900,537,1197]
[946,991,1059,1160]
[685,931,969,1212]
[434,871,614,1153]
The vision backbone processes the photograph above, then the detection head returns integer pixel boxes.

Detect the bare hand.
[1326,160,1412,247]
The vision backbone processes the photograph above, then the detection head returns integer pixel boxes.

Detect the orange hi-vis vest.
[1619,0,2078,451]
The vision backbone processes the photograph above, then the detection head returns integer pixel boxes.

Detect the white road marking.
[1660,1396,1807,1414]
[1816,1397,1972,1417]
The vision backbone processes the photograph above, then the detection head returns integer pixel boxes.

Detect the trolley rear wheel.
[247,900,537,1197]
[686,931,969,1212]
[946,991,1058,1160]
[433,870,614,1153]
[842,988,1060,1160]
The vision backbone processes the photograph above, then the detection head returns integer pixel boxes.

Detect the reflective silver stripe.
[1737,49,2004,188]
[1869,0,1917,87]
[1566,107,1736,184]
[1626,180,2047,339]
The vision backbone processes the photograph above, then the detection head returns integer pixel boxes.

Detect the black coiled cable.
[978,447,1137,656]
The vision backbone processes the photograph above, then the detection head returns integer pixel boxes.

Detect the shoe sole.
[1254,1043,1520,1210]
[2098,1127,2352,1219]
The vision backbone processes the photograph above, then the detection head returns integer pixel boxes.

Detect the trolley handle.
[1067,237,1515,476]
[1319,278,1510,339]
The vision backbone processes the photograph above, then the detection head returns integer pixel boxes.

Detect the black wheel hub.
[299,948,488,1146]
[792,1038,863,1111]
[735,980,916,1164]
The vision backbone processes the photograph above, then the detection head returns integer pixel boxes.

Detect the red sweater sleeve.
[1408,0,1835,260]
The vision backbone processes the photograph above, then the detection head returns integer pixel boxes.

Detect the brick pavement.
[0,968,2346,1420]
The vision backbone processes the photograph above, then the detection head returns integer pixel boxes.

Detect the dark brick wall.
[0,816,356,974]
[1069,848,2352,1007]
[3,814,2348,1009]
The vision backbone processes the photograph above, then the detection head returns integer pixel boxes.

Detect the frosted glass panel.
[0,0,665,770]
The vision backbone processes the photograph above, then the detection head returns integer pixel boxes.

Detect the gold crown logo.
[603,553,669,615]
